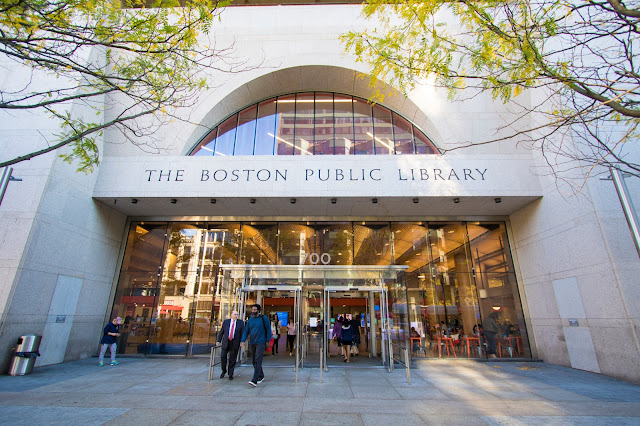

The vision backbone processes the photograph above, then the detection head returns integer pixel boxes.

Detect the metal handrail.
[319,343,323,383]
[390,342,411,384]
[207,344,222,381]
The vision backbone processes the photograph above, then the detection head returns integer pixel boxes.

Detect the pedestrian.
[271,314,281,355]
[341,320,353,363]
[98,317,121,367]
[351,317,360,356]
[240,304,272,387]
[287,320,296,356]
[217,310,245,380]
[483,311,500,359]
[332,315,344,357]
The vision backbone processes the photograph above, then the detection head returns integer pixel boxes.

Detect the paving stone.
[0,405,127,425]
[300,411,363,425]
[420,415,490,425]
[171,409,242,425]
[233,410,302,426]
[0,358,637,425]
[103,408,186,425]
[482,415,640,425]
[360,413,425,425]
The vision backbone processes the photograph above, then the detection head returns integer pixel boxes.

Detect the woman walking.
[341,320,354,363]
[332,316,344,357]
[271,314,281,355]
[286,320,296,356]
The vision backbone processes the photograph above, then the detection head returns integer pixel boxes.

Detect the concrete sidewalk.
[0,358,639,425]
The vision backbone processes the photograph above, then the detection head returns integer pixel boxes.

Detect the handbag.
[350,344,359,355]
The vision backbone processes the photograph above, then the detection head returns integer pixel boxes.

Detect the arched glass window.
[190,92,439,156]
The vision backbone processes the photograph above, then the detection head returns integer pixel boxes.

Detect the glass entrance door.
[323,286,393,370]
[238,285,302,369]
[219,264,408,370]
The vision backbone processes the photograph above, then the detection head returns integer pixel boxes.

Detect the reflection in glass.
[295,93,314,155]
[214,116,237,156]
[276,94,295,155]
[352,98,374,154]
[314,93,334,155]
[234,105,258,155]
[189,92,438,156]
[110,220,530,359]
[373,105,394,154]
[254,100,277,155]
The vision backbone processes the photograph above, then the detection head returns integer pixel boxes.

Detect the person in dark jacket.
[240,304,272,386]
[217,310,245,380]
[98,317,121,367]
[351,318,361,356]
[341,321,354,363]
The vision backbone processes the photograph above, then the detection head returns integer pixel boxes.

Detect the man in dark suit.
[217,310,244,380]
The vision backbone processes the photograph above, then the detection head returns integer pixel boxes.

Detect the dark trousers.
[272,335,279,354]
[287,334,296,352]
[250,342,266,383]
[220,346,238,376]
[484,331,497,355]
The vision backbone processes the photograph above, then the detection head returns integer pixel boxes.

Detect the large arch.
[181,65,444,155]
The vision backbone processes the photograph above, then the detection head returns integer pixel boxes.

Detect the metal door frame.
[237,284,303,378]
[323,285,393,372]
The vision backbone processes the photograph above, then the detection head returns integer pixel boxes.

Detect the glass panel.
[255,99,277,155]
[276,95,295,155]
[294,93,314,155]
[467,223,530,358]
[234,106,257,155]
[353,222,392,265]
[190,92,439,156]
[109,220,529,360]
[111,271,158,355]
[372,105,394,155]
[334,94,354,155]
[392,113,414,154]
[387,272,409,362]
[163,223,201,277]
[120,222,168,272]
[352,98,374,155]
[315,223,353,265]
[277,222,316,265]
[313,93,334,155]
[192,128,216,156]
[415,129,437,154]
[146,271,198,355]
[214,115,238,156]
[241,223,278,265]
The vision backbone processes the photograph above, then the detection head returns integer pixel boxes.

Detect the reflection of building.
[0,3,639,382]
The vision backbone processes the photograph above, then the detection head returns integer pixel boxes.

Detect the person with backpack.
[240,303,272,387]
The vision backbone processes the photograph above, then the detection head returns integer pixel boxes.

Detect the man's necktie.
[229,321,235,340]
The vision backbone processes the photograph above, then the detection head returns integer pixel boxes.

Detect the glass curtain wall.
[190,92,439,157]
[110,221,530,359]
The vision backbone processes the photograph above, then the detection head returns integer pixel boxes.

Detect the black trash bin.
[8,335,42,376]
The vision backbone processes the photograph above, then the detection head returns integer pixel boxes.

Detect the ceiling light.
[290,198,296,204]
[170,199,177,204]
[453,197,460,204]
[210,198,216,204]
[331,198,337,204]
[495,197,502,204]
[413,198,419,204]
[372,198,378,204]
[250,198,256,204]
[131,199,138,204]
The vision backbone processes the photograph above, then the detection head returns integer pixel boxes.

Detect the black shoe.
[257,378,264,384]
[220,372,226,378]
[229,376,233,380]
[248,381,257,387]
